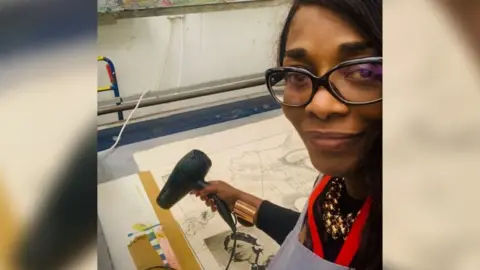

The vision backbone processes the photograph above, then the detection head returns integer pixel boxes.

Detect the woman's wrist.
[233,200,257,226]
[237,192,263,209]
[233,191,264,225]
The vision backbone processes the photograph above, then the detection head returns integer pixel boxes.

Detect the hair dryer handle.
[209,194,236,232]
[196,181,236,232]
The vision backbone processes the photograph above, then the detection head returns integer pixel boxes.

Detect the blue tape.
[97,95,280,151]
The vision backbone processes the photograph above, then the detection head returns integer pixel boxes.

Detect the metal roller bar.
[97,76,266,115]
[98,72,264,107]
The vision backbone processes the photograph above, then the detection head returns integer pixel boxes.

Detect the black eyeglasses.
[265,56,382,107]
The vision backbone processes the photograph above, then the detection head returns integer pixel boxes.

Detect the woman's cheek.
[355,103,382,120]
[282,106,305,127]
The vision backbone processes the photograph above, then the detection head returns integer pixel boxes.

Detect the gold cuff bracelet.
[233,200,257,225]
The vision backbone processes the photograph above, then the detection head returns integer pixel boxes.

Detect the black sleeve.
[255,200,301,245]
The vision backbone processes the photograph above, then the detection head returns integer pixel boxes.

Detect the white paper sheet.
[133,115,319,269]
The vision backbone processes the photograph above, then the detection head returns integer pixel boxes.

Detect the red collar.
[307,175,372,267]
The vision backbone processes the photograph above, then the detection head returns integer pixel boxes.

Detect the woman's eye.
[287,73,308,84]
[343,64,382,82]
[347,68,373,80]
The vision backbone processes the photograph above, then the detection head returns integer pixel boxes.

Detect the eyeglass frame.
[265,56,383,107]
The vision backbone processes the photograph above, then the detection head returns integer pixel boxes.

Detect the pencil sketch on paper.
[227,133,318,210]
[157,132,318,227]
[140,120,323,269]
[229,133,316,182]
[181,209,216,237]
[204,226,279,270]
[161,174,170,183]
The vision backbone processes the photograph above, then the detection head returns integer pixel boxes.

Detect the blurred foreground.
[0,0,97,269]
[384,0,480,269]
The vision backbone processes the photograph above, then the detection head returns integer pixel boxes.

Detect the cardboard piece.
[138,171,201,270]
[128,235,165,269]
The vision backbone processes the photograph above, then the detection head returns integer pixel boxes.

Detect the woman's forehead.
[282,5,373,71]
[286,5,366,60]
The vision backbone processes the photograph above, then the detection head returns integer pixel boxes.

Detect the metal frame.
[98,56,124,120]
[97,75,266,115]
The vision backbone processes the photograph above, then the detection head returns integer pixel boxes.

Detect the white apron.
[266,202,350,270]
[267,175,370,270]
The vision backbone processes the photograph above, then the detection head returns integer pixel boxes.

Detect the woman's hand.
[191,180,243,212]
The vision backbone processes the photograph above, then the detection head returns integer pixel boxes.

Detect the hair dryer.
[156,149,236,232]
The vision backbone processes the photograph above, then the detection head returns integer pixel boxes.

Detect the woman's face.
[282,5,382,176]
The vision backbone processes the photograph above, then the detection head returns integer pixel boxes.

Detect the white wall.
[97,5,289,125]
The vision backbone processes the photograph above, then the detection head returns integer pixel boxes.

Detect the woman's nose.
[305,87,348,119]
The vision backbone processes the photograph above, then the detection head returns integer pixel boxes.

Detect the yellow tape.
[98,57,113,93]
[97,86,112,92]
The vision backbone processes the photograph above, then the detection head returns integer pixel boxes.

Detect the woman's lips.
[303,131,363,152]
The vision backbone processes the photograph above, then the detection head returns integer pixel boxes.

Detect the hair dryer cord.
[225,215,238,270]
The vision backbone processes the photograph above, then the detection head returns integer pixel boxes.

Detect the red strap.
[335,196,372,266]
[306,175,372,267]
[307,175,331,258]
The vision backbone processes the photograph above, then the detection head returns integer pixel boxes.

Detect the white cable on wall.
[156,17,176,92]
[103,89,150,152]
[98,89,150,160]
[177,16,185,87]
[100,15,189,159]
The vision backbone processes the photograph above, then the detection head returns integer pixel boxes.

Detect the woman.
[194,0,382,269]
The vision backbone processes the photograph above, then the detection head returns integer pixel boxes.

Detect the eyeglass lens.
[269,62,382,105]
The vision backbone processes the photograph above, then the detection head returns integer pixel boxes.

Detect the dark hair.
[223,232,261,251]
[277,0,382,269]
[278,0,382,65]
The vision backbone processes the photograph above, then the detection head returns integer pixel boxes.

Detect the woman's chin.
[310,156,358,177]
